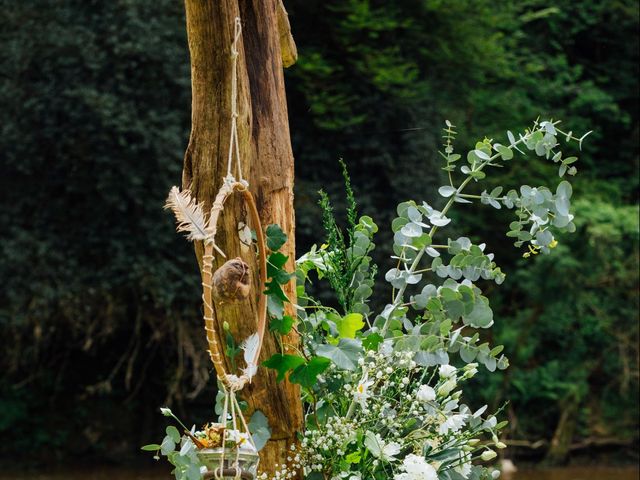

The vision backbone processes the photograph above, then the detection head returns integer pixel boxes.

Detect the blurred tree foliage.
[0,0,213,461]
[0,0,637,465]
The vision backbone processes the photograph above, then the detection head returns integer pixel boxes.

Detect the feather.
[164,186,208,242]
[241,332,260,379]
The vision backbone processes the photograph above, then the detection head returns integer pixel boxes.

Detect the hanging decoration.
[164,17,267,480]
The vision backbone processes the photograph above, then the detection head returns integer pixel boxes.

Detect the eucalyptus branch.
[380,126,541,336]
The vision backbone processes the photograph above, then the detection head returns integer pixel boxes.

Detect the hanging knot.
[224,373,249,392]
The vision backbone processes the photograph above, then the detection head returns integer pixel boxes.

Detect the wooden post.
[182,0,302,476]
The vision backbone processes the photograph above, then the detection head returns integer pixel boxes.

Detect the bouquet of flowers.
[259,119,588,480]
[146,119,589,480]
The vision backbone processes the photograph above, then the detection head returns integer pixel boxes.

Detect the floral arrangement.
[144,118,589,480]
[258,119,589,480]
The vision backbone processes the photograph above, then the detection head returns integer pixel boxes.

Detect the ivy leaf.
[248,410,271,451]
[345,451,362,463]
[289,356,331,388]
[265,280,288,302]
[268,251,288,268]
[269,315,295,335]
[316,338,362,370]
[335,313,365,339]
[262,353,305,381]
[362,332,383,351]
[267,252,292,284]
[266,224,287,251]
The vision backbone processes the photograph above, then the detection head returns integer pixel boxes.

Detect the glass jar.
[197,447,259,480]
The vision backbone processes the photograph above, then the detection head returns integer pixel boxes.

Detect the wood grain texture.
[182,0,301,476]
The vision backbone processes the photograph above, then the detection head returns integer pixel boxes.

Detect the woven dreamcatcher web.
[165,17,268,480]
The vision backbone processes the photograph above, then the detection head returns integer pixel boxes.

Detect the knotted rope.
[200,17,267,480]
[226,17,245,185]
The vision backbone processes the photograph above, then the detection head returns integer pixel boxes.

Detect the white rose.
[416,384,436,403]
[393,454,438,480]
[438,364,457,378]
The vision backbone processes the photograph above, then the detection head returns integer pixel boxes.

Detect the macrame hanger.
[166,16,267,479]
[207,18,263,480]
[225,17,247,187]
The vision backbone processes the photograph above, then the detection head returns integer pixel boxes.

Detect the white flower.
[481,449,497,461]
[331,473,362,480]
[416,385,436,403]
[454,452,472,479]
[394,454,438,480]
[381,441,401,461]
[364,431,400,462]
[439,364,457,378]
[353,374,374,407]
[437,377,457,397]
[463,362,479,379]
[438,414,468,435]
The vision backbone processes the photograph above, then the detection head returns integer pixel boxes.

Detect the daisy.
[353,374,374,407]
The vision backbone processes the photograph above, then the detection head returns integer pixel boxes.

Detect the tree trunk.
[182,0,302,476]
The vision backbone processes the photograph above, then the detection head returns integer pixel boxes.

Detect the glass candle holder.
[197,447,259,480]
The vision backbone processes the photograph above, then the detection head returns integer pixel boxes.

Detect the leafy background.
[0,0,637,468]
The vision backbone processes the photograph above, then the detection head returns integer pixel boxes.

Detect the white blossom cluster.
[260,349,502,480]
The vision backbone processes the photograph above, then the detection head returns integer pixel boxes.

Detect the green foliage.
[308,162,378,315]
[269,315,295,335]
[142,410,204,480]
[471,199,639,444]
[265,227,294,324]
[266,224,288,251]
[287,0,638,463]
[260,118,586,478]
[0,0,637,465]
[248,410,272,452]
[0,0,199,461]
[263,354,306,382]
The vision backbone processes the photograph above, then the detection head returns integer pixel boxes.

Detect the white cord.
[226,17,245,185]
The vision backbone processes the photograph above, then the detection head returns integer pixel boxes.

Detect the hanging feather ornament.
[213,257,251,302]
[164,187,208,242]
[240,332,260,380]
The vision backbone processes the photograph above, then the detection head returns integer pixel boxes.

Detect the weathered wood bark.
[182,1,302,476]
